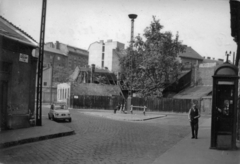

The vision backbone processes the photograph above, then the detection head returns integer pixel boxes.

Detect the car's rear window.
[54,105,67,110]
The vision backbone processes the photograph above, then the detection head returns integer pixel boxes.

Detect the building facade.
[88,40,125,73]
[34,45,68,103]
[34,41,88,103]
[48,41,89,72]
[0,16,38,130]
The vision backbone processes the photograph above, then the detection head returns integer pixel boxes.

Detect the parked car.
[48,102,72,122]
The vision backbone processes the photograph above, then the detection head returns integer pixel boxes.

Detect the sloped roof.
[0,15,37,47]
[179,46,203,60]
[173,86,212,99]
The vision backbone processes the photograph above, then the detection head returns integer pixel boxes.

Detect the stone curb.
[121,115,167,121]
[0,130,75,149]
[82,112,167,121]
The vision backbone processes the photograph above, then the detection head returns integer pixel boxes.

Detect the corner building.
[0,16,38,130]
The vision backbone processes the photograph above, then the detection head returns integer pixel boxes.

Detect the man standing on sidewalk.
[188,103,201,139]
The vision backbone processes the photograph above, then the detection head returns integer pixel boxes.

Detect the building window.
[57,56,61,60]
[43,82,47,86]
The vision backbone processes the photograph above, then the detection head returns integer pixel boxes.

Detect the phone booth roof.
[214,62,238,77]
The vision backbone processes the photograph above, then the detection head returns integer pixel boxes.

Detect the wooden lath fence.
[131,97,199,113]
[70,95,199,113]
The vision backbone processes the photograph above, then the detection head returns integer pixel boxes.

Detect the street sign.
[19,53,29,63]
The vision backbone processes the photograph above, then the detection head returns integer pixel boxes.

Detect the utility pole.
[127,14,137,112]
[36,0,47,126]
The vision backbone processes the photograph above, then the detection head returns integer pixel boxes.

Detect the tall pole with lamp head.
[127,14,137,112]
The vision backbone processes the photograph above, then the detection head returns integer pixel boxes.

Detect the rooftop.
[0,15,37,47]
[56,41,88,56]
[43,46,67,56]
[179,46,203,60]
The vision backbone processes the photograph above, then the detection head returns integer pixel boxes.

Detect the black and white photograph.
[0,0,240,163]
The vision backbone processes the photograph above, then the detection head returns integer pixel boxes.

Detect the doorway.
[0,81,8,131]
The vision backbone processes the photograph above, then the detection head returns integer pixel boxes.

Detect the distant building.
[34,45,68,103]
[0,16,38,130]
[179,46,203,67]
[34,41,88,103]
[35,44,67,69]
[46,41,89,71]
[197,57,224,86]
[88,40,126,73]
[57,64,121,106]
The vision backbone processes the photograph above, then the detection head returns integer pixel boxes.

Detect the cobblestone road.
[0,108,207,164]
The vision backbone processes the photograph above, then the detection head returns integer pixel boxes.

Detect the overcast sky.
[0,0,237,61]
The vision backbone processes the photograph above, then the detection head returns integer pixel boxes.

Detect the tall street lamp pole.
[127,14,137,112]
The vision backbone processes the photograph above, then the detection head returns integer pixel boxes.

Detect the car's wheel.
[69,118,72,122]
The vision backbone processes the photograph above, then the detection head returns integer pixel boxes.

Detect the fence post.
[130,105,133,114]
[143,106,146,115]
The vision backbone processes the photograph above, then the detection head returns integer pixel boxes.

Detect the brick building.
[0,16,38,130]
[35,44,67,69]
[34,45,68,103]
[34,41,88,103]
[46,41,89,72]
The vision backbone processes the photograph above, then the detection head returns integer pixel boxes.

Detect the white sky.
[0,0,237,61]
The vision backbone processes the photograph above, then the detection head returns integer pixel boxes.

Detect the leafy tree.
[53,65,71,83]
[119,16,186,98]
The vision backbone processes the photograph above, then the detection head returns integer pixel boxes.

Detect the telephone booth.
[211,62,238,149]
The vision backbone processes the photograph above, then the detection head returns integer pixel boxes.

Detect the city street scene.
[0,0,240,164]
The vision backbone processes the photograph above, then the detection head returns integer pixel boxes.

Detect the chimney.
[56,41,60,50]
[99,40,104,43]
[207,57,211,59]
[107,39,112,42]
[91,64,95,83]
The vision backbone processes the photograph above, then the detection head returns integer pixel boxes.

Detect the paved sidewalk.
[0,118,75,149]
[78,109,167,121]
[152,118,240,164]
